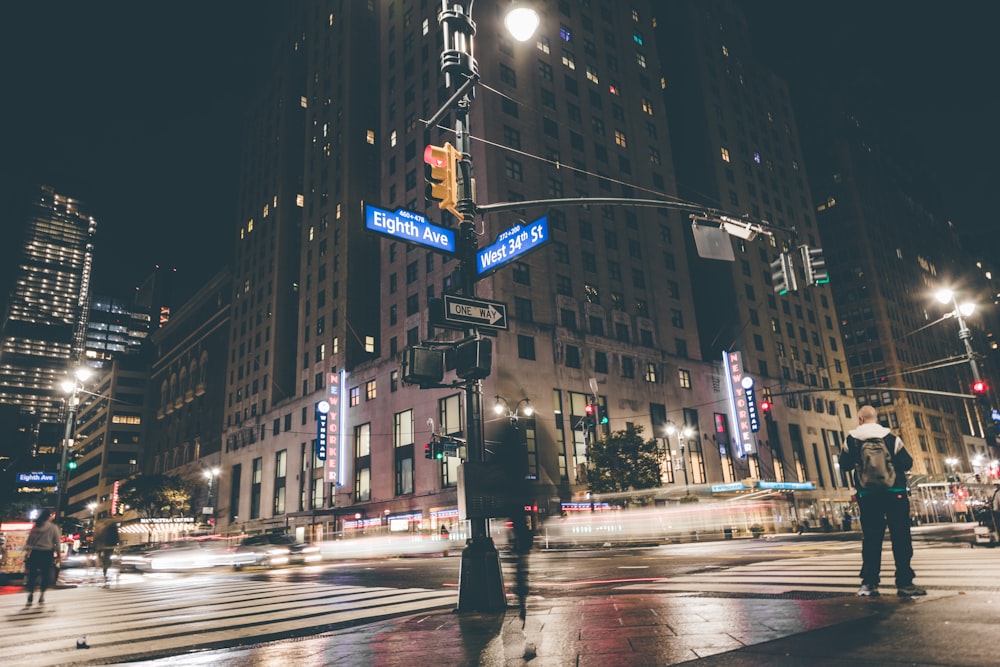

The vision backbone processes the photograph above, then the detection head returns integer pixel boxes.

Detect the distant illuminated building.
[0,185,97,424]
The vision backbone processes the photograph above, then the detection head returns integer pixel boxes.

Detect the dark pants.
[858,491,915,587]
[25,550,55,595]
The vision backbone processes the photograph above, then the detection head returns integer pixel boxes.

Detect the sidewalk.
[134,588,1000,666]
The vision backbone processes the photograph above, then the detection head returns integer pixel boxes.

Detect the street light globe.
[493,400,505,415]
[60,379,75,394]
[935,288,954,304]
[959,302,976,317]
[504,6,540,42]
[522,403,534,417]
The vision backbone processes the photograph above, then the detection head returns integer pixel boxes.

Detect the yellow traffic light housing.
[424,142,461,221]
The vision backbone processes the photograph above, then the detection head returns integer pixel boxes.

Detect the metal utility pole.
[435,0,506,613]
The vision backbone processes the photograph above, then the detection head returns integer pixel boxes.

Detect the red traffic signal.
[584,403,595,416]
[424,142,460,220]
[760,400,772,414]
[972,380,988,395]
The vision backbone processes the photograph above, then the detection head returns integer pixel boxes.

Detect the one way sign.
[441,294,508,330]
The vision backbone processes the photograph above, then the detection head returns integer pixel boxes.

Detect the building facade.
[210,1,856,540]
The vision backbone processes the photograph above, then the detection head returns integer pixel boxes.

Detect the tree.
[586,425,662,501]
[117,474,194,521]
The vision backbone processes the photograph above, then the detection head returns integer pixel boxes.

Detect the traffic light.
[798,245,829,286]
[66,460,77,470]
[424,443,434,460]
[424,142,460,221]
[972,380,988,395]
[434,441,444,460]
[584,403,596,429]
[770,251,797,295]
[760,400,772,419]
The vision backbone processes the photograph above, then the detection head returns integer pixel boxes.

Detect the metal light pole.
[431,0,540,613]
[55,367,92,520]
[203,467,221,526]
[666,421,695,495]
[935,289,981,383]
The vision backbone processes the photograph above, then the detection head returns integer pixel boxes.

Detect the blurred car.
[60,545,96,570]
[129,539,232,572]
[230,533,320,570]
[118,544,155,572]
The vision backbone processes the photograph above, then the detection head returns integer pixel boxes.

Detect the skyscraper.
[0,185,97,424]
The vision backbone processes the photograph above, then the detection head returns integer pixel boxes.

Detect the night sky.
[1,2,997,313]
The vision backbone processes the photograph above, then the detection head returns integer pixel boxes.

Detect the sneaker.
[897,584,927,597]
[857,584,880,597]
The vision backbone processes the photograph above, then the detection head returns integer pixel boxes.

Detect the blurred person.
[840,405,926,598]
[93,520,120,585]
[24,509,61,606]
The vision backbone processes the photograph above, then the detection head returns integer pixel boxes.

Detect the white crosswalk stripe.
[0,574,457,667]
[617,544,1000,596]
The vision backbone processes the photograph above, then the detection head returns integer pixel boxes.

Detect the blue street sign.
[476,216,549,276]
[364,204,455,254]
[17,472,56,484]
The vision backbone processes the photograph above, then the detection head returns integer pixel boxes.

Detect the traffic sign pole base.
[457,536,506,613]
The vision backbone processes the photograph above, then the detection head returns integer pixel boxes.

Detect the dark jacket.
[840,422,913,492]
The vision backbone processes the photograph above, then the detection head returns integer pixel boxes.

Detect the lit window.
[536,36,550,53]
[296,194,305,207]
[560,25,571,41]
[753,152,761,164]
[644,362,658,383]
[614,130,627,148]
[721,147,730,163]
[641,98,654,115]
[636,52,646,69]
[722,45,729,57]
[585,66,598,84]
[562,50,575,70]
[300,96,308,108]
[633,31,643,45]
[308,226,315,242]
[336,203,342,219]
[390,130,397,147]
[679,369,692,388]
[365,336,375,353]
[422,18,429,35]
[247,218,254,232]
[263,203,269,218]
[366,130,375,145]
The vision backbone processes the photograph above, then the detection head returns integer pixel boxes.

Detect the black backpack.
[857,436,896,490]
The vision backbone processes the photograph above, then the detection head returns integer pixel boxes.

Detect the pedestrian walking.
[94,520,120,585]
[840,405,926,598]
[24,508,61,606]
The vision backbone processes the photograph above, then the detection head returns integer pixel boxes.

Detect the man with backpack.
[840,405,926,598]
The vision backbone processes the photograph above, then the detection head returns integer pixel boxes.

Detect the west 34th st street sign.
[476,216,549,277]
[364,203,456,254]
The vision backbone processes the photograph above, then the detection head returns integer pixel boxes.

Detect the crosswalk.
[618,544,1000,597]
[0,573,457,667]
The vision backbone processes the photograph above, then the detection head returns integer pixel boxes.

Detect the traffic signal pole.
[435,0,506,613]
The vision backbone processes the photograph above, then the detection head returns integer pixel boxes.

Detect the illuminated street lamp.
[493,395,533,424]
[504,4,540,42]
[55,366,93,520]
[666,421,696,495]
[935,288,981,385]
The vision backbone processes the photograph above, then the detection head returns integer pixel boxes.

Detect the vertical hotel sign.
[326,370,347,485]
[723,350,756,456]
